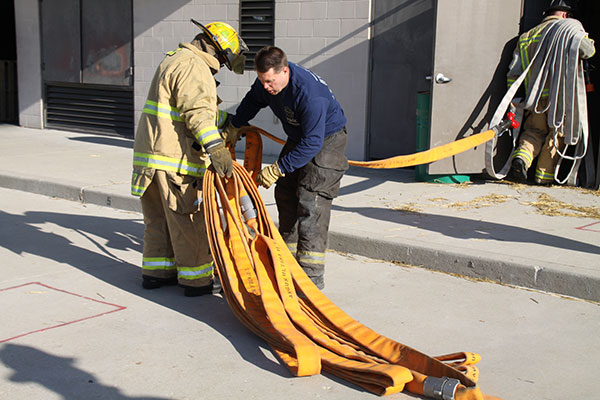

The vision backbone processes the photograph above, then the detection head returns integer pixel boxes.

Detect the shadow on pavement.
[0,343,169,400]
[68,135,134,149]
[0,209,295,396]
[330,205,600,255]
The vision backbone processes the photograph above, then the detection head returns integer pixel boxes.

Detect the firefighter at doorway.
[507,0,595,185]
[131,20,247,296]
[223,46,348,290]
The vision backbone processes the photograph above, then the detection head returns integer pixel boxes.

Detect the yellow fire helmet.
[191,19,248,70]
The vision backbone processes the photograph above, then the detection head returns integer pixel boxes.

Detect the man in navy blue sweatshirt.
[224,46,348,289]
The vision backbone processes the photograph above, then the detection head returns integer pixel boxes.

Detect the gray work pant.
[274,128,348,288]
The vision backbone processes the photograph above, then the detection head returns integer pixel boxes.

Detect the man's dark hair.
[254,46,288,73]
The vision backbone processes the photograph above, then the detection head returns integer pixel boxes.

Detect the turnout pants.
[513,99,565,184]
[274,129,348,289]
[140,169,214,287]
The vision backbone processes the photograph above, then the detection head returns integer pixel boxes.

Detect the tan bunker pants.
[140,169,214,288]
[513,99,565,184]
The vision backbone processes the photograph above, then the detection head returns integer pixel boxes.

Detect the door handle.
[434,73,452,84]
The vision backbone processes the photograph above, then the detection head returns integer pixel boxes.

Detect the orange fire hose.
[237,118,516,170]
[202,161,503,399]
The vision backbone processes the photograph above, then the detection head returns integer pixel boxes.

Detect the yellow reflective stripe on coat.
[216,109,229,129]
[178,262,214,280]
[195,125,222,149]
[131,184,146,197]
[133,152,206,177]
[142,100,183,122]
[142,257,176,271]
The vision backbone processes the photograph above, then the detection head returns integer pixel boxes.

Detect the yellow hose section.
[239,126,496,169]
[203,163,502,398]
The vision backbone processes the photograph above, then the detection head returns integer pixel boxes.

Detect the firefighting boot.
[508,157,528,183]
[142,275,178,290]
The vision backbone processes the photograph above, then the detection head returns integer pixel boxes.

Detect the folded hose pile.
[202,162,501,399]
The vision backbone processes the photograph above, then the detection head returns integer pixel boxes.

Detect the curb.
[2,174,598,303]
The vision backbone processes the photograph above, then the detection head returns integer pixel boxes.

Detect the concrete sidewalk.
[1,124,599,302]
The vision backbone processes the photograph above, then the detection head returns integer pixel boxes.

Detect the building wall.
[14,0,371,159]
[133,0,371,159]
[14,0,43,129]
[273,0,371,160]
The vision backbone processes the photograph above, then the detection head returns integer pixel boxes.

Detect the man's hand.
[256,162,284,188]
[222,121,242,147]
[208,143,233,178]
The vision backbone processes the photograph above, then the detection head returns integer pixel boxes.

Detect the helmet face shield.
[190,19,247,70]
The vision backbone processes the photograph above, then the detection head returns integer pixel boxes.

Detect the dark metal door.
[427,0,522,174]
[368,0,435,160]
[41,0,81,83]
[40,0,134,136]
[81,0,132,86]
[41,0,132,86]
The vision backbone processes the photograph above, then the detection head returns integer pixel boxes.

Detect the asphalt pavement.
[0,124,599,302]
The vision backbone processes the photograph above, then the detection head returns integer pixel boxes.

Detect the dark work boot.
[182,285,213,297]
[508,158,528,183]
[142,275,178,290]
[181,276,222,297]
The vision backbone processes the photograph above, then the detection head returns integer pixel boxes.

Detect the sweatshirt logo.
[284,106,300,126]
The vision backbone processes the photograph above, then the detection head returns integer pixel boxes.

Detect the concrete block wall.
[257,0,372,159]
[133,0,251,130]
[14,0,371,160]
[133,0,372,160]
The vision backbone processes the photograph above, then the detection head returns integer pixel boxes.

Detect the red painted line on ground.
[575,221,600,232]
[0,282,126,343]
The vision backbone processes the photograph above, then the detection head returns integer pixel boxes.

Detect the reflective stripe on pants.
[140,170,214,287]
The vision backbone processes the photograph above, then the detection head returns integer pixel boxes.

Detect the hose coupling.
[423,376,461,400]
[240,195,257,222]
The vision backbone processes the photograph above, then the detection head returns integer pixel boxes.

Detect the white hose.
[486,18,589,183]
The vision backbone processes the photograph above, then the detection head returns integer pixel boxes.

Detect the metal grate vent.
[45,84,134,137]
[240,0,275,69]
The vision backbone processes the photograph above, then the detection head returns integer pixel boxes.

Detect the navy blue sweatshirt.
[231,62,346,174]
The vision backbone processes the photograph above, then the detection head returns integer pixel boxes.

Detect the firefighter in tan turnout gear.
[507,0,595,185]
[131,20,247,296]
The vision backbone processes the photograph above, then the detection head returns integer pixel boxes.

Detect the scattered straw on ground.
[442,194,515,210]
[520,193,600,219]
[560,185,600,197]
[451,182,473,189]
[390,202,422,214]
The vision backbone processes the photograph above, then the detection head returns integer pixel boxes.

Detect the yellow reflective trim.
[178,263,214,280]
[142,257,176,271]
[143,100,183,122]
[513,149,533,165]
[297,250,325,265]
[131,185,145,197]
[216,109,228,128]
[133,152,206,177]
[195,125,221,146]
[535,169,554,180]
